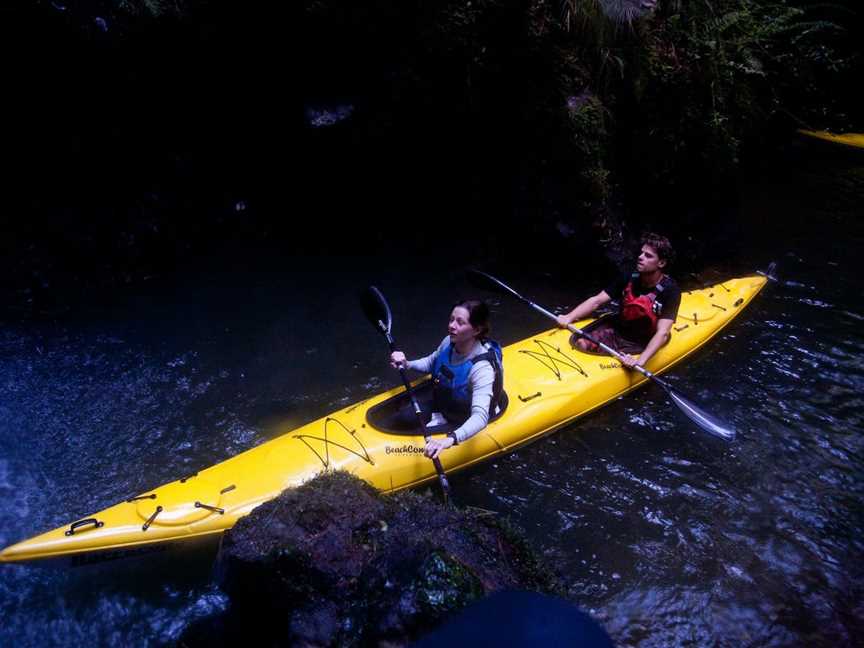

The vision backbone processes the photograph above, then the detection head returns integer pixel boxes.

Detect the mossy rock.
[179,471,562,647]
[413,551,485,615]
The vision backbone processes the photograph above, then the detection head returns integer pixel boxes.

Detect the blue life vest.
[431,339,503,424]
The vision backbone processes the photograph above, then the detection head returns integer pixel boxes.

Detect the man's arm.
[621,318,673,369]
[556,291,612,327]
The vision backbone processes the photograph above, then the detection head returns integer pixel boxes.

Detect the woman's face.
[448,306,479,346]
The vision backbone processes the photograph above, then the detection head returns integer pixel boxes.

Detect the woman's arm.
[391,337,447,373]
[426,360,495,459]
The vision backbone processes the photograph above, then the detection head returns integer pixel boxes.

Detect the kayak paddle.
[361,286,453,503]
[468,270,736,441]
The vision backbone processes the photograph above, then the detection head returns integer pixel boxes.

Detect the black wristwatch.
[447,431,459,445]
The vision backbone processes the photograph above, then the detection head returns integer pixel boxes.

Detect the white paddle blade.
[668,390,736,441]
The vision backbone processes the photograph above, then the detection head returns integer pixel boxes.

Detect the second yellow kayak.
[797,129,864,150]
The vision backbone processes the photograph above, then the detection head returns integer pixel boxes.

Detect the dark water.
[1,152,863,646]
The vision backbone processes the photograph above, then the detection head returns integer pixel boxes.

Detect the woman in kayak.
[390,299,503,460]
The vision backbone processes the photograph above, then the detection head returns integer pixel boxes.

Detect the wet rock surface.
[178,472,560,647]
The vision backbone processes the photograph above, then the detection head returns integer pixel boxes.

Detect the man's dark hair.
[641,232,675,266]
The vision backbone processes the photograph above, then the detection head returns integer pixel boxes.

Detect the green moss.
[563,93,612,201]
[582,167,612,202]
[567,94,607,157]
[413,551,485,615]
[481,515,565,596]
[629,0,856,184]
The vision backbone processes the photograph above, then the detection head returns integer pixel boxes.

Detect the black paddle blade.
[668,389,736,441]
[466,269,525,301]
[360,286,392,336]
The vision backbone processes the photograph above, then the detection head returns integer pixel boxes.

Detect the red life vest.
[620,273,666,339]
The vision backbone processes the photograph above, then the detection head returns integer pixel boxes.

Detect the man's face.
[636,244,665,273]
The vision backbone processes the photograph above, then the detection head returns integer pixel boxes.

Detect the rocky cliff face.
[2,1,860,316]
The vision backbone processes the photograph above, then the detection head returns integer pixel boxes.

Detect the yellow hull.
[797,129,864,150]
[0,274,768,563]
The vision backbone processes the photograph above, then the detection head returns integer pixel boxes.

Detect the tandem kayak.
[797,129,864,150]
[0,273,768,564]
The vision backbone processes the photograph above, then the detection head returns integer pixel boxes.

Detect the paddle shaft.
[381,327,452,501]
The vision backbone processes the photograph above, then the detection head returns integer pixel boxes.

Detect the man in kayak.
[556,232,681,369]
[390,300,504,459]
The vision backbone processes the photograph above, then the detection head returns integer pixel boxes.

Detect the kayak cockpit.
[365,380,509,435]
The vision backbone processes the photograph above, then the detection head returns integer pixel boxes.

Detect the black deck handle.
[142,506,163,532]
[195,501,225,515]
[65,518,104,536]
[126,494,157,502]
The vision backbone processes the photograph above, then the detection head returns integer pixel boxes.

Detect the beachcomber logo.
[600,362,621,370]
[385,444,425,455]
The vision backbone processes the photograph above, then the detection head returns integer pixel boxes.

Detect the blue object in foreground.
[412,590,615,647]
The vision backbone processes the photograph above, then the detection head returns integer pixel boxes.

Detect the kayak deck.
[0,274,768,563]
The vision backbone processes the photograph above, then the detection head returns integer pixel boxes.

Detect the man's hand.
[620,354,640,370]
[425,436,455,459]
[556,315,571,328]
[390,351,407,369]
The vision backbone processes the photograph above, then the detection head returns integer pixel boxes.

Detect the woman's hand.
[556,314,571,328]
[425,436,455,459]
[390,351,407,369]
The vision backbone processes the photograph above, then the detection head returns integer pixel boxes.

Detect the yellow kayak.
[797,129,864,150]
[0,273,768,563]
